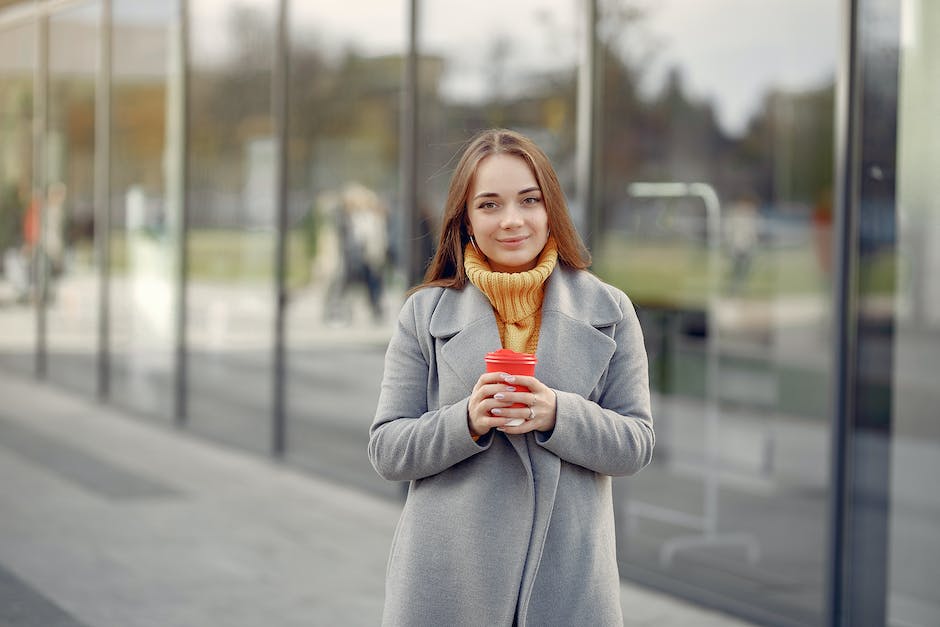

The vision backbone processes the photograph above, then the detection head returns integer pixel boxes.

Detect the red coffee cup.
[485,349,537,426]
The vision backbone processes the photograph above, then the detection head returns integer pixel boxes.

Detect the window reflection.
[108,0,179,421]
[0,21,36,374]
[185,0,277,452]
[283,0,405,498]
[596,1,837,623]
[889,0,940,623]
[417,0,580,243]
[45,3,102,396]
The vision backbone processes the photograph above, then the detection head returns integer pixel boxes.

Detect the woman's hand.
[467,372,557,438]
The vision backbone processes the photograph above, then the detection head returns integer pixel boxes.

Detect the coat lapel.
[430,285,502,391]
[430,286,537,475]
[535,266,620,400]
[430,266,623,395]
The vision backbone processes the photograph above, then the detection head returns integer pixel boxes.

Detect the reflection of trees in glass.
[188,5,273,217]
[595,0,835,310]
[186,4,405,285]
[285,16,404,288]
[415,7,580,244]
[112,83,167,202]
[48,77,97,250]
[745,86,835,204]
[285,45,403,288]
[597,1,834,215]
[289,48,402,190]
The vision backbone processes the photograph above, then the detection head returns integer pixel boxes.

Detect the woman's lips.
[498,236,528,248]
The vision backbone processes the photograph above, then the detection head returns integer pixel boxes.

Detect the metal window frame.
[174,0,190,428]
[827,0,900,625]
[272,0,289,456]
[34,6,49,378]
[827,0,861,621]
[574,0,598,249]
[401,0,420,287]
[95,0,111,400]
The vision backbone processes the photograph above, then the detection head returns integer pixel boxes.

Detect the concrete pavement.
[0,370,750,627]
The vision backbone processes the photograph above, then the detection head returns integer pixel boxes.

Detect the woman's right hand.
[467,371,519,437]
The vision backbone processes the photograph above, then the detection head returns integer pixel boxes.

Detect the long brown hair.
[416,129,591,292]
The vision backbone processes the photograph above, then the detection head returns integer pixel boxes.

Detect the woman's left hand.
[490,373,557,434]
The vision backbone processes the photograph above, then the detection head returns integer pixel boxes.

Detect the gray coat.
[369,265,654,626]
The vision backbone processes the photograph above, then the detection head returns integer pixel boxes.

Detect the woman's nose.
[501,204,525,227]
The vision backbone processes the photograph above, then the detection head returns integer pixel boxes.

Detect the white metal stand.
[624,182,760,568]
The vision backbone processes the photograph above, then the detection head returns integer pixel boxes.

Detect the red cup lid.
[484,348,537,365]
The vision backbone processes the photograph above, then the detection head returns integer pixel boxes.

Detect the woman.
[368,129,654,626]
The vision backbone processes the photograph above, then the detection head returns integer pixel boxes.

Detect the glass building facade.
[0,1,937,625]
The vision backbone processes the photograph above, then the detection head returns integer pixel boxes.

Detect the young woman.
[368,129,654,626]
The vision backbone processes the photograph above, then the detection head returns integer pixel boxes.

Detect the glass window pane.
[186,0,277,453]
[0,20,36,374]
[889,0,940,623]
[46,2,102,396]
[284,0,405,499]
[417,0,581,235]
[109,0,180,421]
[597,1,838,623]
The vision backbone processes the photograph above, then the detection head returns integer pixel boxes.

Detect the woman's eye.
[522,196,541,205]
[479,201,498,210]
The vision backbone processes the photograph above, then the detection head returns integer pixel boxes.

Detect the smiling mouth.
[499,236,528,245]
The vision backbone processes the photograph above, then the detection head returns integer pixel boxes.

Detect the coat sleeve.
[368,293,492,482]
[535,290,654,477]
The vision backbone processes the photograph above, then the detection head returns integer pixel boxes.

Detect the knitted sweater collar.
[464,238,558,324]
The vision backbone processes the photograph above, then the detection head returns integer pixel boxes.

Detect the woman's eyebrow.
[472,191,499,201]
[472,186,540,201]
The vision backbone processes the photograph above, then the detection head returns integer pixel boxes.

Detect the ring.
[528,406,535,420]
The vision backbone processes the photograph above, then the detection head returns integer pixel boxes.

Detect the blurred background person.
[319,182,389,324]
[340,182,388,322]
[725,197,759,295]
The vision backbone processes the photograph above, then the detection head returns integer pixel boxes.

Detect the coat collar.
[429,266,621,399]
[428,265,621,339]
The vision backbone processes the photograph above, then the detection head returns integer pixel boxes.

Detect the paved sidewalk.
[0,371,749,627]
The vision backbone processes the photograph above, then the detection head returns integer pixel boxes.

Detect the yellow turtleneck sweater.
[464,238,558,354]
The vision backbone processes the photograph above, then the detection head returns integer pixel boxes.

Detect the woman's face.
[466,153,550,273]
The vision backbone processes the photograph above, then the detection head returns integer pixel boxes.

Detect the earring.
[469,235,482,256]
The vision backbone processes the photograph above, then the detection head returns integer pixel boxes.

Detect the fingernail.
[491,408,502,415]
[501,374,516,383]
[494,393,505,400]
[503,386,516,392]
